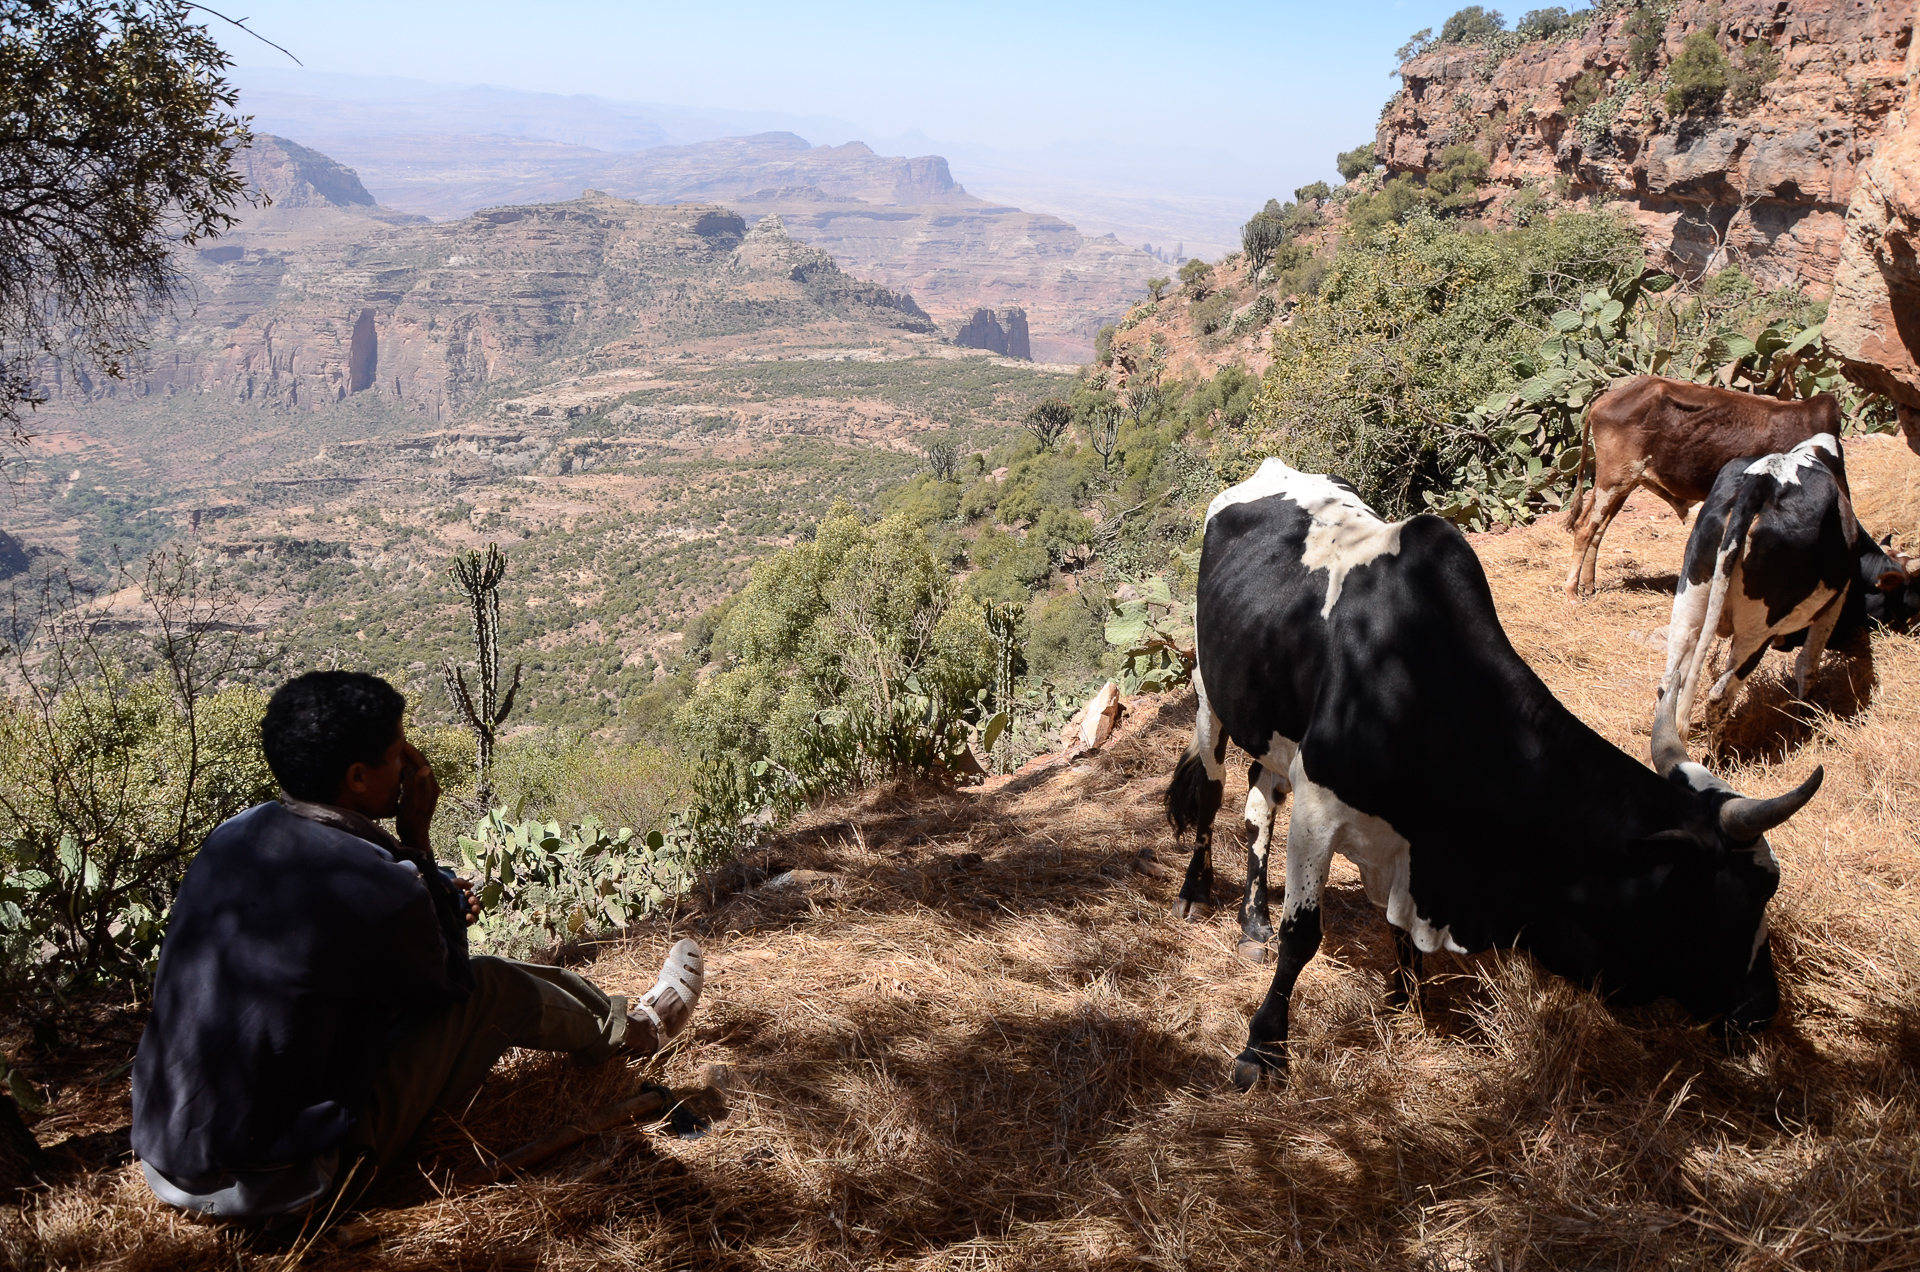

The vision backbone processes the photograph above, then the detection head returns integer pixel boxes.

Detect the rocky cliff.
[1377,0,1914,291]
[72,193,938,421]
[300,132,1158,362]
[1827,8,1920,443]
[951,307,1032,359]
[239,133,376,209]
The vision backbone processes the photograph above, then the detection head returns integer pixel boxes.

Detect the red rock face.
[1827,8,1920,446]
[1376,0,1914,292]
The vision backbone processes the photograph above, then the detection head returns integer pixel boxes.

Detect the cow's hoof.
[1171,898,1213,921]
[1229,1051,1281,1091]
[1236,939,1272,965]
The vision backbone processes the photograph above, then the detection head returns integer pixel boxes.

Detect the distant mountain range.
[231,67,1268,256]
[224,131,1159,363]
[224,67,1283,358]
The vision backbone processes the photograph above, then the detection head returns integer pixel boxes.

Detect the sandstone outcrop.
[71,193,937,421]
[952,307,1032,359]
[303,132,1158,362]
[239,134,379,210]
[1377,0,1914,290]
[1826,9,1920,446]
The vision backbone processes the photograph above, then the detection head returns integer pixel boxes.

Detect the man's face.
[334,727,407,818]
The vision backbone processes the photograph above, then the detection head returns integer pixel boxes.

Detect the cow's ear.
[1878,570,1907,592]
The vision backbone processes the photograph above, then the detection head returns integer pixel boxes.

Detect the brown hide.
[1563,376,1843,597]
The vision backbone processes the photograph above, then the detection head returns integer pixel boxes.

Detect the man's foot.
[623,938,704,1057]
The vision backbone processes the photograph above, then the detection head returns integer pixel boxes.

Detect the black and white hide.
[1658,434,1874,741]
[1165,458,1822,1090]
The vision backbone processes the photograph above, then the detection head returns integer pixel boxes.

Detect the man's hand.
[454,875,483,925]
[395,742,441,850]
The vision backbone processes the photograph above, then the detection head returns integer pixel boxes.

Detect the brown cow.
[1563,375,1843,597]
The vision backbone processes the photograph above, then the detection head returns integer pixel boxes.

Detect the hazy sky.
[215,1,1548,189]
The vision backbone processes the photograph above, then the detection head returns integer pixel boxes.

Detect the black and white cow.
[1167,458,1822,1090]
[1657,434,1915,740]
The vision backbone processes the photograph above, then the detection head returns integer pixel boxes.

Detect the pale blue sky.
[216,1,1550,193]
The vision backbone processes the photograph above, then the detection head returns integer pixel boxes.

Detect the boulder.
[1078,681,1122,749]
[1827,27,1920,451]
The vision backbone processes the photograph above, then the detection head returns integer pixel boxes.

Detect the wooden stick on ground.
[454,1087,671,1188]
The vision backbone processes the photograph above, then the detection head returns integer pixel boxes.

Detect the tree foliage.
[1440,5,1506,44]
[1337,143,1378,183]
[1242,211,1288,277]
[1624,2,1665,75]
[676,507,993,808]
[1178,257,1214,300]
[1665,30,1728,116]
[1238,209,1643,518]
[0,550,278,1004]
[0,0,253,442]
[1023,397,1073,450]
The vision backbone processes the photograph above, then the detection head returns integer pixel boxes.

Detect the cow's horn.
[1651,689,1689,777]
[1719,767,1824,841]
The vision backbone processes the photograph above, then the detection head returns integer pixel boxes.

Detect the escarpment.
[1827,12,1920,444]
[1376,0,1914,291]
[66,192,941,420]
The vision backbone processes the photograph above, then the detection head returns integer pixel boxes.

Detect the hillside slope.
[9,435,1919,1269]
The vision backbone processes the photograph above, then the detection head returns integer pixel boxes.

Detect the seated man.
[131,670,703,1219]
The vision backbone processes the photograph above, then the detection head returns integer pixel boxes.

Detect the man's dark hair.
[262,672,406,802]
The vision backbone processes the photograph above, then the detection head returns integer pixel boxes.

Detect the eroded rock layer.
[1827,10,1920,441]
[1377,0,1915,291]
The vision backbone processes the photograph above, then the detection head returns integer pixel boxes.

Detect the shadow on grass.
[1712,639,1876,764]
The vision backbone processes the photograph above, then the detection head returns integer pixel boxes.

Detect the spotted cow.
[1168,458,1822,1089]
[1658,434,1917,741]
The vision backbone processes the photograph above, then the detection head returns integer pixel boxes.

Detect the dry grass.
[7,437,1920,1270]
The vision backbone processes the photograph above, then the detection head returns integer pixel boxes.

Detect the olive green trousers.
[345,955,631,1171]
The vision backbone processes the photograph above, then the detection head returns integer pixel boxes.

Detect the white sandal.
[630,938,704,1045]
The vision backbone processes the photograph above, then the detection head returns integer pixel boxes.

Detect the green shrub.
[1031,507,1094,564]
[1024,592,1106,684]
[1517,6,1569,38]
[1624,2,1664,75]
[959,476,1002,522]
[1190,292,1234,335]
[1426,143,1491,213]
[0,554,279,1003]
[879,472,962,527]
[1272,252,1331,299]
[677,506,992,806]
[1440,5,1505,44]
[1095,323,1116,365]
[1337,142,1378,182]
[1665,30,1728,115]
[1178,258,1214,300]
[457,811,698,954]
[1567,67,1608,113]
[1242,208,1644,517]
[1294,181,1333,205]
[1727,39,1778,112]
[969,523,1053,594]
[0,676,275,998]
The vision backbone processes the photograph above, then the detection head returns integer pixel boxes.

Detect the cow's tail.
[1560,404,1596,533]
[1165,747,1219,838]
